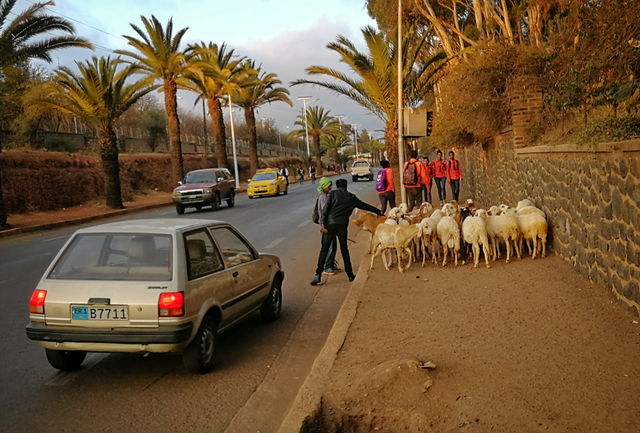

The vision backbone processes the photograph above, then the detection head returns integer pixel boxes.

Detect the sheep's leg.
[527,239,533,256]
[404,247,413,271]
[421,237,428,267]
[381,247,391,270]
[541,236,547,258]
[532,238,538,260]
[490,238,498,261]
[482,242,491,268]
[397,248,405,273]
[442,245,448,267]
[473,243,480,268]
[453,247,459,268]
[505,238,512,264]
[513,238,522,260]
[370,244,382,270]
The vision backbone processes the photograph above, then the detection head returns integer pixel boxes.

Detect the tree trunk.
[98,127,124,209]
[163,79,184,186]
[385,124,402,198]
[245,106,259,176]
[209,97,229,169]
[312,134,323,176]
[0,148,10,231]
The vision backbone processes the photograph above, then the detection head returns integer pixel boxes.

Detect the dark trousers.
[406,187,422,212]
[435,177,447,201]
[378,190,396,214]
[450,179,460,202]
[323,234,337,270]
[315,224,353,278]
[421,183,432,204]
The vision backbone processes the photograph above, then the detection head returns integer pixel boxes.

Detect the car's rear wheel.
[211,193,221,211]
[352,176,357,182]
[226,191,235,207]
[276,187,280,196]
[183,315,218,374]
[248,195,254,199]
[175,204,185,215]
[260,278,282,322]
[45,349,86,371]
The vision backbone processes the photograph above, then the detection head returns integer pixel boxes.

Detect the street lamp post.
[297,96,315,157]
[397,0,407,205]
[351,124,360,161]
[202,99,208,155]
[228,98,240,189]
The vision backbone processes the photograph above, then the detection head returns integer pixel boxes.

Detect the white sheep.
[419,217,439,266]
[461,212,492,269]
[516,213,548,259]
[517,199,535,209]
[436,215,460,267]
[370,223,423,272]
[481,209,522,263]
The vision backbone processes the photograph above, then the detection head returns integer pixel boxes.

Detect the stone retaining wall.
[458,133,640,315]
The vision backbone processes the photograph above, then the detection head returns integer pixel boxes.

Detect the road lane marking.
[46,353,109,386]
[298,221,311,227]
[264,238,285,249]
[42,235,69,243]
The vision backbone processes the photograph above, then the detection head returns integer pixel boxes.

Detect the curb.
[0,202,172,240]
[278,229,370,433]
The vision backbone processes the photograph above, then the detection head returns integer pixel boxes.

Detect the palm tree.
[362,138,385,165]
[34,56,157,208]
[320,134,351,165]
[232,61,292,176]
[181,42,243,169]
[288,106,341,176]
[116,15,190,186]
[292,25,447,191]
[0,0,91,231]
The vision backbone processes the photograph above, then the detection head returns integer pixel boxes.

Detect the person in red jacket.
[402,149,426,212]
[377,160,395,214]
[429,150,448,205]
[421,156,433,204]
[447,150,463,202]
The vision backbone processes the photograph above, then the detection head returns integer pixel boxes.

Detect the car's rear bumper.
[26,322,193,345]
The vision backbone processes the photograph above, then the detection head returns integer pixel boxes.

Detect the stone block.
[615,240,628,261]
[622,280,639,303]
[577,245,587,263]
[601,220,612,239]
[619,158,629,178]
[589,264,600,281]
[632,182,640,208]
[604,249,616,267]
[586,250,596,264]
[604,203,613,220]
[616,261,631,280]
[611,272,624,293]
[630,156,640,178]
[601,183,612,202]
[611,189,623,218]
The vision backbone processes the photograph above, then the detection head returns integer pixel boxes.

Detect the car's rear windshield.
[48,234,173,281]
[353,161,369,166]
[184,172,215,183]
[252,173,275,181]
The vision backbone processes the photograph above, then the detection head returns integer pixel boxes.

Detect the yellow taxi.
[247,168,288,198]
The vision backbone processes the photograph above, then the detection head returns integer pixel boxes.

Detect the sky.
[17,0,386,139]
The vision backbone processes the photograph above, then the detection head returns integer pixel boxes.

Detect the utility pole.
[202,99,208,155]
[397,0,407,205]
[297,96,314,157]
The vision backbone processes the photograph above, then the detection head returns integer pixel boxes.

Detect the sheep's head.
[517,199,534,209]
[475,209,488,220]
[398,203,408,214]
[442,203,457,217]
[488,205,501,216]
[498,204,510,214]
[431,209,442,218]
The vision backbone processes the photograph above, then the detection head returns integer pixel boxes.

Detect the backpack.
[375,169,388,192]
[312,196,320,224]
[403,162,418,186]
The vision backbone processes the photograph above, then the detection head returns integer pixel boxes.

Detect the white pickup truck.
[351,161,374,182]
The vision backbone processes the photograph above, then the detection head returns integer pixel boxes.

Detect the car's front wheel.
[183,315,218,374]
[260,277,282,322]
[275,187,281,196]
[175,204,185,215]
[45,349,86,371]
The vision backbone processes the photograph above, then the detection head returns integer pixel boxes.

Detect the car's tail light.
[29,290,47,314]
[158,292,184,317]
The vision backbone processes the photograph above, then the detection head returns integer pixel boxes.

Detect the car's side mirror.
[178,181,183,186]
[217,177,224,182]
[247,179,252,183]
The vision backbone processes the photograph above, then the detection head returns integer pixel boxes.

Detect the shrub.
[577,115,640,145]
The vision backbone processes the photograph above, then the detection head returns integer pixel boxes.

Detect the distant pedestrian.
[311,178,381,285]
[402,149,426,212]
[279,166,290,185]
[310,165,316,183]
[447,151,463,202]
[315,177,339,275]
[298,168,305,184]
[376,160,395,214]
[429,150,447,205]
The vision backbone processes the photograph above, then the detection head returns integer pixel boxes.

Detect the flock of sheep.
[350,199,549,272]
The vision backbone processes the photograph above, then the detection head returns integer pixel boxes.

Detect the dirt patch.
[303,253,640,432]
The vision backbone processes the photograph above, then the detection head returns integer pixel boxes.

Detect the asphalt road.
[0,172,379,433]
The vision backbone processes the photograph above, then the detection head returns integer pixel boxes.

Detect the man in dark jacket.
[311,178,382,285]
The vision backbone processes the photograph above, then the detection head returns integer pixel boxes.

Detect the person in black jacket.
[311,178,382,285]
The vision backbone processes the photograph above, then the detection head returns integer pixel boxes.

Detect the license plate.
[71,306,129,321]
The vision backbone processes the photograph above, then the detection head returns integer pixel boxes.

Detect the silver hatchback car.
[26,219,284,374]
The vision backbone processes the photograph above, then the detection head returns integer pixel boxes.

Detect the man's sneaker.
[348,274,356,282]
[310,275,322,286]
[323,268,336,275]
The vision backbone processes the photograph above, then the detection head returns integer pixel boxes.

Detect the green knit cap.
[317,177,332,194]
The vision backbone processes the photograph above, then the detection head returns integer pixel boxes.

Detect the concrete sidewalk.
[279,232,640,432]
